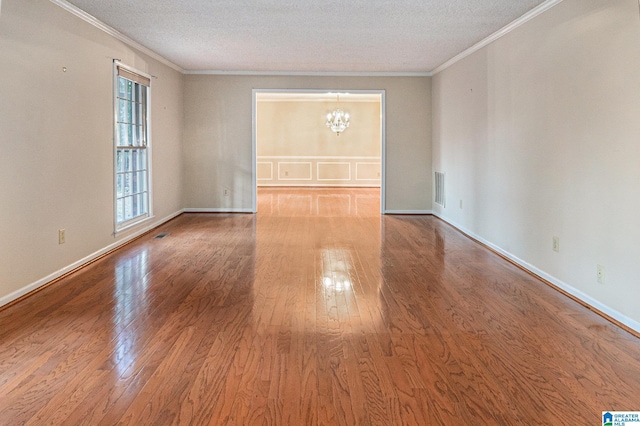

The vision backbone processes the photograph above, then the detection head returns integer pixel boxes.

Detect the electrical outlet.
[223,188,230,197]
[597,264,605,284]
[59,229,65,245]
[459,199,463,209]
[552,236,559,252]
[285,171,289,177]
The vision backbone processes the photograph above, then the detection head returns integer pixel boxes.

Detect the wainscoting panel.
[258,156,380,187]
[277,162,312,181]
[356,162,381,181]
[257,162,273,181]
[317,162,351,181]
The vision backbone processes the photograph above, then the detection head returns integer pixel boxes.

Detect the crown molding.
[50,0,561,78]
[431,0,564,75]
[47,0,427,79]
[183,70,432,77]
[49,0,183,73]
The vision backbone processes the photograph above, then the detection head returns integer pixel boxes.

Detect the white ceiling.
[63,0,550,73]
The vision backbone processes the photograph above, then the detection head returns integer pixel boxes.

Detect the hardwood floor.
[1,187,639,425]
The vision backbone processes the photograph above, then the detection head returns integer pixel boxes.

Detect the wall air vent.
[435,172,445,207]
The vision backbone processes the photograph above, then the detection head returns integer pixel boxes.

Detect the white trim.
[257,157,381,184]
[114,214,154,235]
[252,90,258,213]
[183,208,255,213]
[50,0,183,73]
[385,210,433,215]
[186,70,431,77]
[0,210,184,308]
[317,162,351,181]
[380,91,386,214]
[49,0,560,78]
[145,67,154,228]
[432,212,640,334]
[113,61,119,233]
[431,0,564,75]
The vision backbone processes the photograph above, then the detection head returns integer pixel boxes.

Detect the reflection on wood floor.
[1,187,639,425]
[258,187,380,217]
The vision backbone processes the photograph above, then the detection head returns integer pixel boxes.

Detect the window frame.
[113,61,153,233]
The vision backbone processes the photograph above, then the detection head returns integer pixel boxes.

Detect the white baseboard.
[183,208,255,213]
[384,209,433,215]
[432,212,640,334]
[0,209,184,308]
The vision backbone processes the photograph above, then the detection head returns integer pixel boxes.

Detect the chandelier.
[326,94,350,136]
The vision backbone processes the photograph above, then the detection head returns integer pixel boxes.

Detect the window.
[114,63,151,230]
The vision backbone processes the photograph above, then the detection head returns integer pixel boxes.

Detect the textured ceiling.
[64,0,549,73]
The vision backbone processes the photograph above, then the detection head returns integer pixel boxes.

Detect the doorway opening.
[251,90,386,213]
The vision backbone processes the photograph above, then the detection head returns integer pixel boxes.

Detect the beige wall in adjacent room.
[183,75,431,211]
[0,0,184,304]
[432,0,640,327]
[257,99,381,186]
[257,100,381,157]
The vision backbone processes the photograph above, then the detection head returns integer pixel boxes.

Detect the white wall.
[432,0,640,328]
[183,75,431,213]
[0,0,184,304]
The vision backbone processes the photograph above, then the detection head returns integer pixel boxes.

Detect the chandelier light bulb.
[325,94,350,136]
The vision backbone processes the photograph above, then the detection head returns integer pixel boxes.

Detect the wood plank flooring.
[1,187,639,425]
